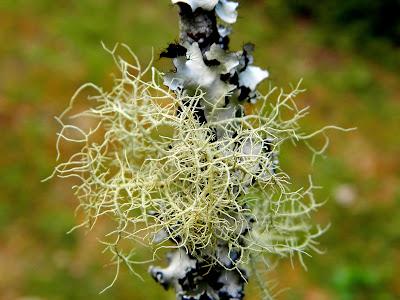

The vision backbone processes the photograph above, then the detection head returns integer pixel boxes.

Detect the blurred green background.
[0,0,399,299]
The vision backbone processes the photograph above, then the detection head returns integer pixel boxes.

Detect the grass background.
[0,0,399,299]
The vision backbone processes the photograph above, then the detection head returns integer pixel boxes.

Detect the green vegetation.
[0,0,399,299]
[266,0,400,70]
[282,0,400,44]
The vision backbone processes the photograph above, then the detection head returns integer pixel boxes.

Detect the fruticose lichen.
[48,1,352,299]
[49,42,331,296]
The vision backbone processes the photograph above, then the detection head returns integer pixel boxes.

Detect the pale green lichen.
[47,44,351,295]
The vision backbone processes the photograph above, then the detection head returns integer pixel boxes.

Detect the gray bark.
[149,2,270,299]
[178,4,219,50]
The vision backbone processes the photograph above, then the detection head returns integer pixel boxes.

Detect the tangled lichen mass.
[48,42,330,294]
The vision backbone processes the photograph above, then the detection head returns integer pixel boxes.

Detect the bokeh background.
[1,0,399,299]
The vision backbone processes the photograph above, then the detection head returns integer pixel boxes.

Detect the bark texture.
[178,4,219,50]
[149,2,270,299]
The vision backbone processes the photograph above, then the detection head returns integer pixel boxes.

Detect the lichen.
[44,42,354,297]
